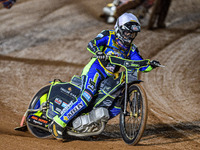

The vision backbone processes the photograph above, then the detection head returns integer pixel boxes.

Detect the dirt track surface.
[0,0,200,149]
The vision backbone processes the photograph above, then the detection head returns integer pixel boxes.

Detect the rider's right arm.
[87,30,110,55]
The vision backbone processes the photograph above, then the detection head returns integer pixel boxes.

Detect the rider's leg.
[49,59,107,140]
[108,100,121,119]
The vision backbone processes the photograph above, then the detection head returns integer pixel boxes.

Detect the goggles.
[123,31,137,39]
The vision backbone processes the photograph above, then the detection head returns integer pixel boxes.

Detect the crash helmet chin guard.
[115,13,141,48]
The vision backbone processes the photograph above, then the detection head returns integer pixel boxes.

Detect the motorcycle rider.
[49,13,159,140]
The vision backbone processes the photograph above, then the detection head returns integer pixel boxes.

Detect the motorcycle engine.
[72,107,110,132]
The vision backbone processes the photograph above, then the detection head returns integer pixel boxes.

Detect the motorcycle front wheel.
[26,85,52,138]
[120,84,148,145]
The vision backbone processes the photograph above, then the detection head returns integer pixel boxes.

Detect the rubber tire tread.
[26,85,52,138]
[119,84,148,145]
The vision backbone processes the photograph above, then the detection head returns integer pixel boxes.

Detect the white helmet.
[115,13,141,48]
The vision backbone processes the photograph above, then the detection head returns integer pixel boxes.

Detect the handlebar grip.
[157,64,165,68]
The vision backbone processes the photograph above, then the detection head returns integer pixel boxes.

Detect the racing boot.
[49,94,89,140]
[48,119,66,140]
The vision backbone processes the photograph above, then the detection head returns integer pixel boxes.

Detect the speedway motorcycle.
[15,55,163,145]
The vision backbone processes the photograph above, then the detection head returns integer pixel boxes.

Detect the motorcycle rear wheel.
[120,84,148,145]
[26,85,52,138]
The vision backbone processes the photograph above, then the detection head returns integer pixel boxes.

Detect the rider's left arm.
[129,47,153,72]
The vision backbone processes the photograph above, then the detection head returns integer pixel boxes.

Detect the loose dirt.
[0,0,200,149]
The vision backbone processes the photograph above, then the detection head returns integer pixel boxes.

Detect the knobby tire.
[120,84,148,145]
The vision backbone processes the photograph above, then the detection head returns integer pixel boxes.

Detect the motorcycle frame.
[108,56,149,114]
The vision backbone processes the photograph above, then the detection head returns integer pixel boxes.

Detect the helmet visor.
[123,22,141,32]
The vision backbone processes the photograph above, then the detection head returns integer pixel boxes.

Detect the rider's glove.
[2,0,16,9]
[150,60,160,68]
[95,51,106,60]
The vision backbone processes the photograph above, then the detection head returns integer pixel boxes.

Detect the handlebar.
[94,55,165,68]
[150,60,165,68]
[155,64,165,68]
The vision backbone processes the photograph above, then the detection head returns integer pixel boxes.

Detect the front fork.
[123,83,129,115]
[123,83,138,118]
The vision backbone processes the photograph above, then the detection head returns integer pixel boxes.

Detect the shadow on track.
[0,54,85,68]
[60,121,200,145]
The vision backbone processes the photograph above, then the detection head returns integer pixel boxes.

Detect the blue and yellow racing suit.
[54,30,153,128]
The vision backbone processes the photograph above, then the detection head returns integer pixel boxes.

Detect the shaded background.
[0,0,200,149]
